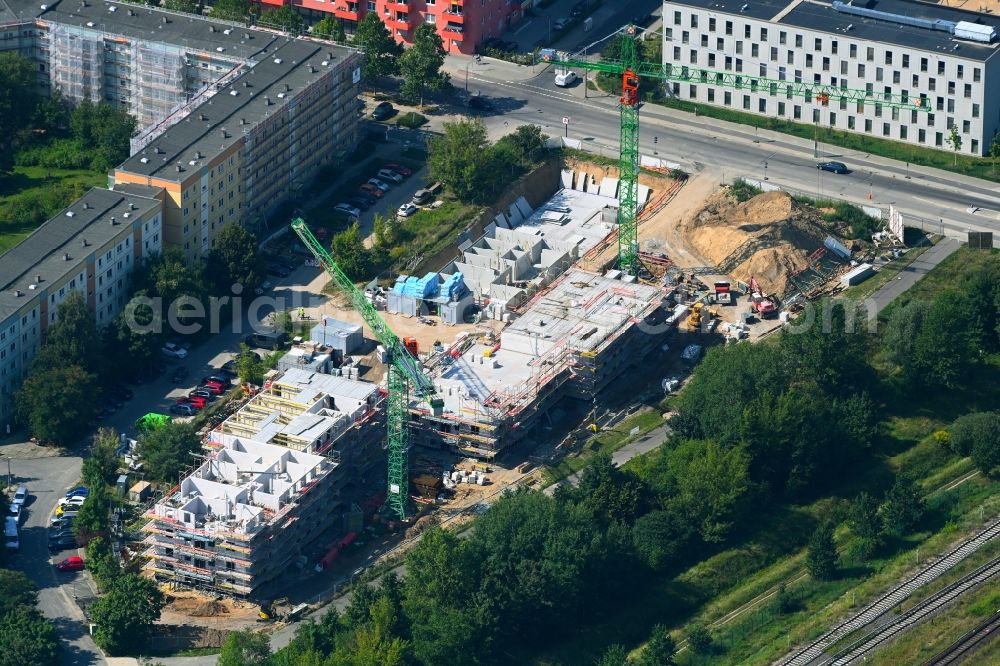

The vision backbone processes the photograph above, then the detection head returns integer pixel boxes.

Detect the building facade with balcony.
[663,0,1000,156]
[276,0,527,54]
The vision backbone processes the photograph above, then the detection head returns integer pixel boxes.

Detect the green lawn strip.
[680,476,1000,666]
[0,166,105,253]
[388,200,481,273]
[648,97,1000,184]
[879,247,1000,316]
[539,408,665,486]
[838,243,934,302]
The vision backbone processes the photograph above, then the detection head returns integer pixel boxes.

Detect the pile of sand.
[679,190,835,296]
[167,596,230,617]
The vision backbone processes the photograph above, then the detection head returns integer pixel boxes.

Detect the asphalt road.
[458,66,1000,244]
[869,237,961,312]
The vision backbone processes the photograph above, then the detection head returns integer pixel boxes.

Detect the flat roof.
[0,187,161,322]
[116,37,356,180]
[2,0,278,60]
[665,0,1000,61]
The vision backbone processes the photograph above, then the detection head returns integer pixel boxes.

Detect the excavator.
[748,276,777,318]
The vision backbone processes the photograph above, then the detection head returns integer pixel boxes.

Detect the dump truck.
[748,276,777,318]
[713,281,732,305]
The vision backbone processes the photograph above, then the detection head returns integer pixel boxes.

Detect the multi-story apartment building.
[273,0,526,54]
[142,369,386,597]
[0,187,163,431]
[111,38,361,262]
[663,0,1000,155]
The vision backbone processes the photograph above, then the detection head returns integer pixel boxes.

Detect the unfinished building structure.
[412,268,669,458]
[142,369,385,597]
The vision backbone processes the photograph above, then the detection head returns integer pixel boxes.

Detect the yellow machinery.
[687,303,704,329]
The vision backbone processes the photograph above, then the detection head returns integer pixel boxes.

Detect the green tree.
[236,343,265,385]
[949,412,1000,457]
[15,365,98,446]
[207,222,264,293]
[631,509,691,570]
[330,222,372,280]
[313,16,346,42]
[0,570,38,615]
[636,624,677,666]
[209,0,249,21]
[89,574,165,656]
[33,291,101,373]
[260,5,302,32]
[667,439,751,543]
[218,628,271,666]
[946,124,962,166]
[0,52,38,173]
[807,522,838,581]
[0,606,60,666]
[493,124,547,168]
[163,0,199,13]
[907,292,976,389]
[687,623,713,655]
[849,492,883,559]
[354,12,403,92]
[573,452,646,525]
[82,428,121,489]
[139,421,202,483]
[427,119,494,202]
[595,644,629,666]
[68,100,137,171]
[85,536,121,591]
[990,134,1000,175]
[881,475,926,537]
[32,91,70,134]
[73,484,111,539]
[399,24,448,106]
[104,295,162,382]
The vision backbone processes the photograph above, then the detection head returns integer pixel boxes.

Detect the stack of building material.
[439,272,467,300]
[393,273,440,299]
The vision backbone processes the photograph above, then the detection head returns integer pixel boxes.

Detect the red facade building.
[262,0,528,54]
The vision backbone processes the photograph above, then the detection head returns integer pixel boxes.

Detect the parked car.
[352,191,377,207]
[366,178,391,192]
[57,495,86,509]
[376,169,404,184]
[54,506,78,518]
[48,536,78,553]
[55,556,85,572]
[359,183,384,199]
[200,383,224,395]
[383,163,412,177]
[817,160,849,174]
[555,70,578,87]
[254,280,273,296]
[412,188,435,205]
[372,101,394,120]
[171,366,189,383]
[397,203,419,218]
[161,342,188,359]
[245,331,289,350]
[553,17,570,30]
[189,389,216,401]
[266,263,291,278]
[333,203,362,219]
[12,486,28,507]
[50,516,74,529]
[65,487,88,499]
[170,403,198,416]
[571,1,587,17]
[347,196,372,211]
[8,503,21,523]
[179,396,206,410]
[48,529,74,540]
[202,375,232,388]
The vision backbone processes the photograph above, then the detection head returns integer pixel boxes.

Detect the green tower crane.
[292,219,443,520]
[543,25,928,275]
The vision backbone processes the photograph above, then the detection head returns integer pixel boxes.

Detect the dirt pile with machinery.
[680,190,843,296]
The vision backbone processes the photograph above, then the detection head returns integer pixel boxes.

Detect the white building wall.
[663,3,998,155]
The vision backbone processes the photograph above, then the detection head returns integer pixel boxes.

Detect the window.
[849,43,857,57]
[822,57,830,71]
[682,30,689,44]
[690,15,698,28]
[673,46,680,60]
[935,132,943,147]
[717,38,724,50]
[928,113,936,126]
[920,57,928,72]
[857,64,865,77]
[759,99,766,113]
[814,37,822,51]
[778,102,785,116]
[829,112,836,125]
[883,123,890,137]
[937,61,945,75]
[884,51,893,65]
[700,35,708,47]
[929,78,936,92]
[900,125,907,139]
[947,99,954,113]
[707,89,715,102]
[752,43,759,57]
[864,118,872,132]
[972,139,979,154]
[902,54,909,68]
[708,54,715,66]
[974,67,981,82]
[948,81,955,95]
[725,20,732,35]
[760,27,768,40]
[736,41,743,54]
[812,109,820,122]
[771,47,778,61]
[805,54,813,67]
[957,64,964,79]
[779,31,787,45]
[831,40,838,54]
[796,34,803,48]
[918,128,926,143]
[893,71,900,84]
[964,83,971,98]
[866,47,874,61]
[724,91,731,105]
[744,25,751,38]
[876,67,883,82]
[709,17,716,31]
[673,11,681,25]
[972,103,980,118]
[793,105,801,119]
[963,120,970,133]
[848,116,855,130]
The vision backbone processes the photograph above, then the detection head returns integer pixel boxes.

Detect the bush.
[396,111,428,129]
[728,178,762,202]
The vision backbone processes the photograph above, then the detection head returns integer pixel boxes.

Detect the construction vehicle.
[748,276,777,318]
[402,337,419,357]
[541,26,927,276]
[713,281,732,306]
[292,219,444,520]
[687,302,704,329]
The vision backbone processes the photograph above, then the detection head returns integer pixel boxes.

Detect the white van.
[4,516,18,551]
[554,70,578,87]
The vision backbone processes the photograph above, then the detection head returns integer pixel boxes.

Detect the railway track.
[777,517,1000,665]
[925,611,1000,665]
[822,555,1000,664]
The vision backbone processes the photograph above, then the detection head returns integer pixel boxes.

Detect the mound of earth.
[680,190,839,295]
[167,596,230,617]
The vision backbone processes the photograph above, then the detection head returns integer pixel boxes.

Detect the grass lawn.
[880,246,1000,313]
[387,200,481,274]
[0,165,105,253]
[650,96,1000,183]
[838,243,935,302]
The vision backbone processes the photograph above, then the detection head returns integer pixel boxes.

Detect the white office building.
[663,0,1000,155]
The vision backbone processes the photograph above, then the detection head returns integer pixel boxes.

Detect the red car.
[383,163,412,177]
[56,556,84,572]
[359,183,384,199]
[180,396,206,409]
[201,383,224,395]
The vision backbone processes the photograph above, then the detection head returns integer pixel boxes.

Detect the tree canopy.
[330,222,371,280]
[15,365,97,446]
[139,421,203,482]
[206,222,264,293]
[355,12,403,91]
[399,24,448,106]
[0,570,59,666]
[209,0,249,21]
[89,574,165,655]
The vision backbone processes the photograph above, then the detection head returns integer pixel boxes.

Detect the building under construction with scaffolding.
[413,268,669,459]
[141,369,385,598]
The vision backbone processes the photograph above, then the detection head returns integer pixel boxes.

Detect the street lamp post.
[465,61,471,93]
